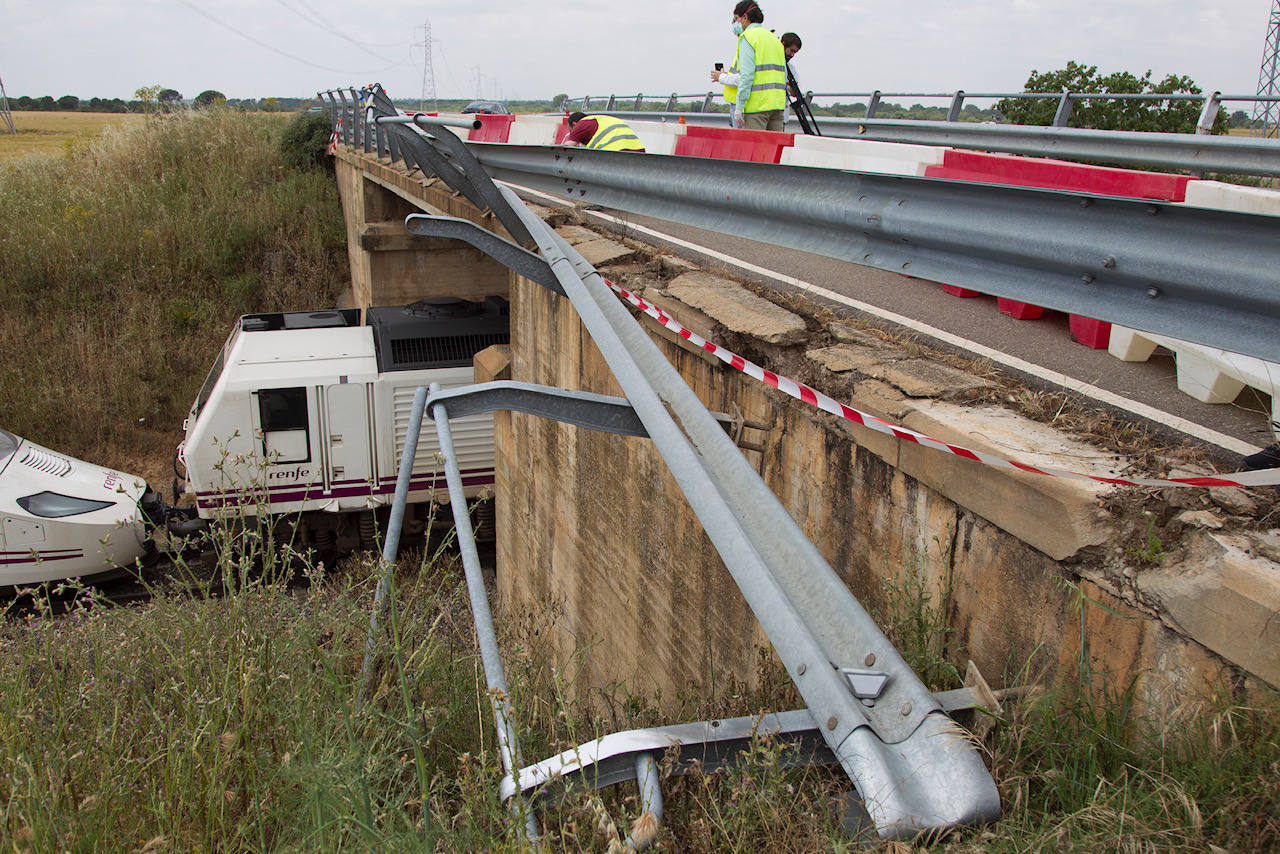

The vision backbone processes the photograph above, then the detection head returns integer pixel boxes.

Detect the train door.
[323,383,373,494]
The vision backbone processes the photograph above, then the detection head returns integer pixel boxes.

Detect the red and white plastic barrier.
[605,279,1280,489]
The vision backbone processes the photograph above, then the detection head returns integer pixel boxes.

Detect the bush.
[280,110,333,171]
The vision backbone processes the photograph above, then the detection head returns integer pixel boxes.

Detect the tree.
[158,88,183,111]
[56,95,80,111]
[552,93,569,110]
[35,96,56,111]
[194,90,227,110]
[995,61,1228,134]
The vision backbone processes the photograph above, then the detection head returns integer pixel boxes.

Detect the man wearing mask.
[709,2,787,131]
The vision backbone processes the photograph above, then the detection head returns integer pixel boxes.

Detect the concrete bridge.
[328,95,1280,833]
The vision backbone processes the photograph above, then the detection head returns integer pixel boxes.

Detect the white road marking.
[507,183,1262,456]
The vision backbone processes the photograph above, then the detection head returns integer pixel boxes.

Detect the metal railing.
[325,84,1005,843]
[577,88,1280,130]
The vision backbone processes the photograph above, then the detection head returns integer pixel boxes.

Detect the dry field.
[0,111,146,158]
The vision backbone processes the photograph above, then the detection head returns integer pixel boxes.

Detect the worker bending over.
[564,112,646,152]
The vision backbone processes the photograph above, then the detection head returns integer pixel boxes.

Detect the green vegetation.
[1,545,1275,851]
[0,108,346,468]
[996,61,1229,134]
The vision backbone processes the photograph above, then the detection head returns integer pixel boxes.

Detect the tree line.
[4,90,319,114]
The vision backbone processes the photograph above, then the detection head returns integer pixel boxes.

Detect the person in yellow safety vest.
[564,112,646,152]
[709,1,787,131]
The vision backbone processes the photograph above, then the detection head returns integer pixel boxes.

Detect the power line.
[270,0,412,59]
[173,0,408,76]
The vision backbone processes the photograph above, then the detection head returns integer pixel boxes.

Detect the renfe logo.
[267,466,312,481]
[103,471,121,490]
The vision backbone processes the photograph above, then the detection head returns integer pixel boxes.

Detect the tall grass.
[2,553,1275,851]
[0,110,345,468]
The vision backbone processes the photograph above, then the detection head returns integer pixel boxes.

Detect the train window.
[0,430,16,465]
[257,387,310,464]
[17,491,114,518]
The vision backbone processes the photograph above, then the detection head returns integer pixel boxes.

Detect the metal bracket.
[425,380,739,439]
[404,214,563,295]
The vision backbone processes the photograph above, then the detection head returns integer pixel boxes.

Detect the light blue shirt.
[733,23,763,115]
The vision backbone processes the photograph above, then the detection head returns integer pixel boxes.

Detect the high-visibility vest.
[723,26,787,113]
[584,115,645,151]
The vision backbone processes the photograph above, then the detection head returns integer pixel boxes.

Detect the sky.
[2,0,1275,108]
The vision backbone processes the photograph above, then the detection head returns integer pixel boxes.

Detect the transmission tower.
[0,74,15,135]
[417,19,437,113]
[1254,0,1280,138]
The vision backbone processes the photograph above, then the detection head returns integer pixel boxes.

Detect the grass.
[0,109,345,479]
[1,550,1276,852]
[0,112,147,159]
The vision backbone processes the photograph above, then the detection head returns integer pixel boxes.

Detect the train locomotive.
[176,296,508,554]
[1,296,509,587]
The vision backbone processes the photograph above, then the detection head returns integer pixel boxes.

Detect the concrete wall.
[493,269,1264,716]
[333,150,512,307]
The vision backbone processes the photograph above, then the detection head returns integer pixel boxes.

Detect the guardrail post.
[336,89,351,146]
[865,90,881,119]
[666,92,678,112]
[581,96,590,111]
[1053,89,1075,127]
[1196,91,1221,135]
[634,93,643,110]
[606,94,616,111]
[947,90,965,122]
[701,91,714,112]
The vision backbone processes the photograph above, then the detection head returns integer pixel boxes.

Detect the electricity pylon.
[1254,0,1280,138]
[418,20,437,113]
[0,75,15,134]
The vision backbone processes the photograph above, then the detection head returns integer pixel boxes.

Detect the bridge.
[322,85,1280,844]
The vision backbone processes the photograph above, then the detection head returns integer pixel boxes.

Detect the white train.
[0,428,156,586]
[176,297,508,554]
[1,297,508,588]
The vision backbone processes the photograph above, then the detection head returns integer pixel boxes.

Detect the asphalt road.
[563,204,1274,463]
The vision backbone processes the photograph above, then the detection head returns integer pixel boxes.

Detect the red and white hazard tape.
[605,280,1280,489]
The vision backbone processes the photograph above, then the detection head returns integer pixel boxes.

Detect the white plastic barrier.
[1109,327,1280,423]
[1183,180,1280,217]
[779,136,946,176]
[507,115,564,146]
[627,120,688,156]
[1101,180,1280,422]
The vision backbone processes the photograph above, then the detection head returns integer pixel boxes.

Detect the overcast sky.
[2,0,1275,107]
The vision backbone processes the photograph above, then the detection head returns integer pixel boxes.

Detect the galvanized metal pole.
[429,383,538,845]
[358,385,428,701]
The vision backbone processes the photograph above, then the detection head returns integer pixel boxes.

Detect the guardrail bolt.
[900,701,914,716]
[1146,287,1162,299]
[1081,274,1096,285]
[864,653,876,666]
[827,716,839,731]
[1103,256,1117,269]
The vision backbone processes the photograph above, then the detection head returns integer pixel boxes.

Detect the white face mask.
[732,21,743,36]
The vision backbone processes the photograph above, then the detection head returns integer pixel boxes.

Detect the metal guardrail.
[580,109,1280,177]
[463,142,1280,363]
[328,84,1004,842]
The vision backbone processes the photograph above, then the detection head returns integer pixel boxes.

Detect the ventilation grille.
[389,332,510,369]
[21,447,72,477]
